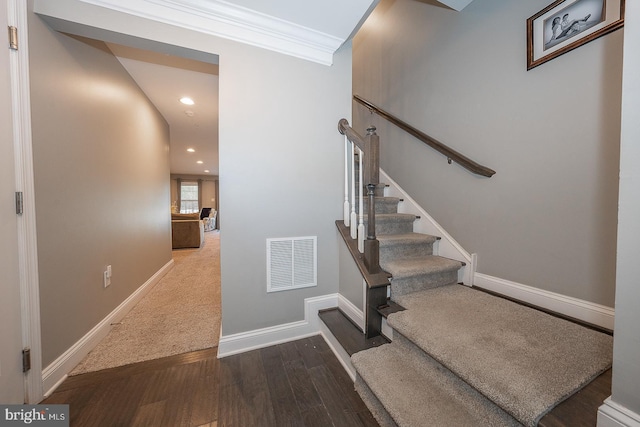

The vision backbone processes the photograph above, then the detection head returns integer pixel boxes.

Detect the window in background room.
[180,181,199,213]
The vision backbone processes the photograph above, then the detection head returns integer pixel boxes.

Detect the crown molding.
[77,0,344,65]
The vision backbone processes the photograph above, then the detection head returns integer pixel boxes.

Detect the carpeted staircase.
[346,188,614,427]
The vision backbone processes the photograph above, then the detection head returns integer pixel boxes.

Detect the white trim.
[74,0,343,65]
[319,322,356,381]
[217,293,338,358]
[338,293,365,331]
[474,273,615,330]
[381,317,394,341]
[380,169,474,285]
[216,293,361,383]
[598,398,640,427]
[42,260,174,396]
[8,0,43,404]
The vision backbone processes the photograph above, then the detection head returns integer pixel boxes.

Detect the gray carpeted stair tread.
[382,255,462,279]
[377,232,439,247]
[383,256,462,296]
[352,341,522,427]
[388,284,614,427]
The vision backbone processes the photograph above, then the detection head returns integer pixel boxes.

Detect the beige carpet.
[70,231,221,375]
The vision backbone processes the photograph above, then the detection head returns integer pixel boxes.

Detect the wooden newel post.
[364,126,379,190]
[364,183,380,274]
[366,184,376,240]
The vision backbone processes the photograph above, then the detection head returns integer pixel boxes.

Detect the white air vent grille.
[267,236,317,293]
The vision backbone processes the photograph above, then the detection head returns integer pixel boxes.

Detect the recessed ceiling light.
[204,170,210,173]
[186,148,195,153]
[197,160,203,164]
[180,97,194,105]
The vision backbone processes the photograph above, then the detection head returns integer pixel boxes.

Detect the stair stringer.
[380,169,476,286]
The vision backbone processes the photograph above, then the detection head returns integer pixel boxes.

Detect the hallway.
[70,231,221,375]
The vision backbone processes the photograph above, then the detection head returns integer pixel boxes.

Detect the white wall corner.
[598,398,640,427]
[437,0,475,12]
[474,273,615,330]
[42,259,174,396]
[217,293,338,358]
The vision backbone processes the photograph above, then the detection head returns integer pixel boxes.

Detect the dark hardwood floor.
[42,335,378,427]
[538,369,612,427]
[43,327,611,427]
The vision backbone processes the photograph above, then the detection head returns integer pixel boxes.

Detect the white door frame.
[8,0,44,403]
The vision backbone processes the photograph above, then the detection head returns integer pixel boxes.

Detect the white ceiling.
[107,43,220,177]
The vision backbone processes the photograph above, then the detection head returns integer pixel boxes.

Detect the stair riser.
[379,243,434,264]
[354,376,398,427]
[390,270,458,297]
[359,199,399,215]
[364,219,414,235]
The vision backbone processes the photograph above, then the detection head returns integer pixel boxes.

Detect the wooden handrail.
[353,95,496,177]
[338,118,367,153]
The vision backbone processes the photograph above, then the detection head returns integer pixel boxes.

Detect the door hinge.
[15,191,23,215]
[8,26,18,50]
[22,348,31,373]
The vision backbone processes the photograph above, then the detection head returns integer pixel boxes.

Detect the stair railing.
[353,95,496,177]
[338,119,382,270]
[338,119,388,338]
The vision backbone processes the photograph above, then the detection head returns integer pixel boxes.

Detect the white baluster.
[350,142,357,239]
[358,147,365,253]
[343,136,350,227]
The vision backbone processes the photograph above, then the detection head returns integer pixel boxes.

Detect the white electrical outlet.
[104,265,112,288]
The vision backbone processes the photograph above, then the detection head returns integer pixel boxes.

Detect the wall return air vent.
[267,236,317,293]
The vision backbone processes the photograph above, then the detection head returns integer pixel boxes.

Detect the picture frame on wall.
[527,0,625,70]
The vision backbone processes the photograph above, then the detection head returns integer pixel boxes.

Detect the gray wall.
[219,42,351,333]
[33,0,352,337]
[353,0,622,306]
[339,234,365,311]
[28,10,172,366]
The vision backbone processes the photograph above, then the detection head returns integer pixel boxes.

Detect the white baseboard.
[217,294,339,358]
[319,321,356,381]
[338,293,364,331]
[42,259,175,396]
[216,293,360,384]
[474,273,615,330]
[598,398,640,427]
